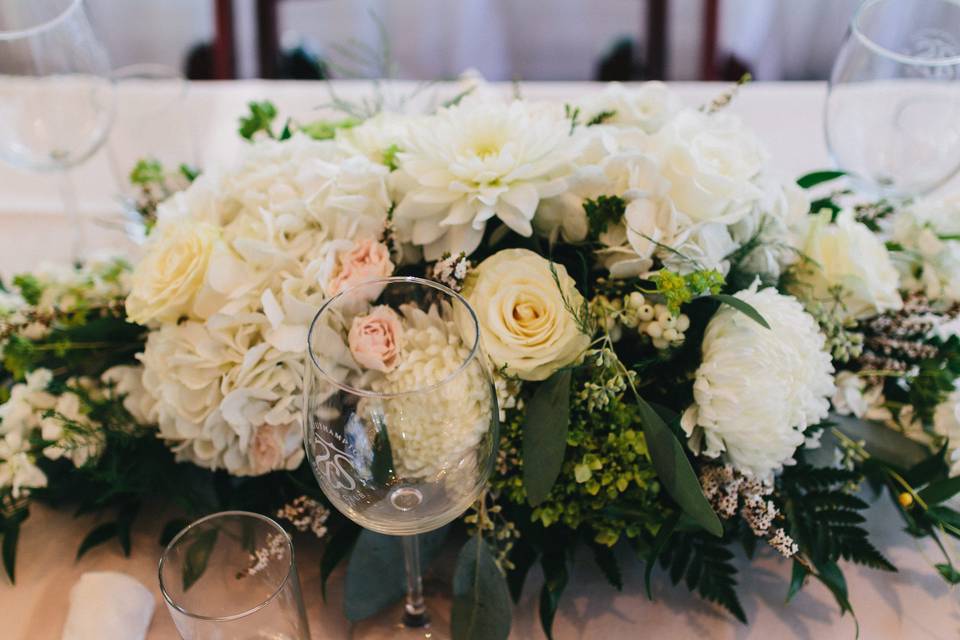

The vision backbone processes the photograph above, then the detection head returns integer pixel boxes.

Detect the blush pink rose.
[250,424,284,474]
[348,305,403,373]
[328,239,395,296]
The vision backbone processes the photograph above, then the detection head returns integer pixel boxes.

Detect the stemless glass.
[304,277,498,639]
[159,511,311,640]
[825,0,960,197]
[0,0,115,261]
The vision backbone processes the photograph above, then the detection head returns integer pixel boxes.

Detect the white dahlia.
[682,283,835,478]
[393,99,574,259]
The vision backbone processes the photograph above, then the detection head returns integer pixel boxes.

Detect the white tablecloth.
[0,81,957,639]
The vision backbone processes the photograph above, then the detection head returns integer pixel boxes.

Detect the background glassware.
[0,0,115,262]
[105,63,197,244]
[825,0,960,198]
[159,511,311,640]
[304,277,498,638]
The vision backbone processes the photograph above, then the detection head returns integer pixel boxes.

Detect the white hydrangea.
[132,134,393,476]
[682,283,835,478]
[367,306,491,478]
[393,99,575,259]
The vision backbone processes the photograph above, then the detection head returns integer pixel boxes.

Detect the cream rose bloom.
[891,194,960,302]
[461,249,590,381]
[791,209,902,320]
[126,219,219,324]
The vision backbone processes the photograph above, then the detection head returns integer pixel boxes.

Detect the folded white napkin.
[62,571,155,640]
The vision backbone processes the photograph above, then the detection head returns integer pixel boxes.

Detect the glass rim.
[852,0,960,67]
[157,510,297,623]
[306,276,482,399]
[0,0,85,41]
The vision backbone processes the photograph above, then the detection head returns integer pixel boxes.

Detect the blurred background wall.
[85,0,863,82]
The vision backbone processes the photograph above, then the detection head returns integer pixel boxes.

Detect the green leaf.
[344,528,449,621]
[797,170,845,189]
[635,397,723,537]
[116,502,140,557]
[128,157,164,185]
[2,524,20,583]
[786,560,807,602]
[935,562,960,584]
[523,370,572,507]
[506,539,538,603]
[182,528,218,592]
[321,522,361,601]
[76,522,118,560]
[538,551,569,640]
[590,542,623,591]
[238,100,279,140]
[815,560,854,616]
[644,511,681,599]
[370,412,396,485]
[159,519,190,547]
[451,536,512,640]
[709,294,770,329]
[918,476,960,506]
[905,444,949,486]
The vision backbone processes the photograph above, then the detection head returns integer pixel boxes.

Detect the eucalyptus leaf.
[182,528,219,592]
[159,519,191,547]
[786,560,807,602]
[936,562,960,584]
[590,543,622,591]
[76,522,119,560]
[451,536,512,640]
[506,540,538,604]
[344,527,449,621]
[523,370,572,507]
[709,294,770,329]
[538,551,569,640]
[919,476,960,506]
[797,170,846,189]
[2,524,20,583]
[636,398,723,537]
[321,522,361,601]
[644,512,680,599]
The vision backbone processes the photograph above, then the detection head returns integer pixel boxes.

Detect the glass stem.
[59,169,85,266]
[401,534,429,628]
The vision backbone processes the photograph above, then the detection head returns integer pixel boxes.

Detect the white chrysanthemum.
[891,194,960,302]
[682,283,835,478]
[393,100,575,259]
[369,306,491,478]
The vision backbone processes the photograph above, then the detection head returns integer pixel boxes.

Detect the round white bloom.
[368,306,492,479]
[578,81,682,133]
[652,109,768,225]
[102,365,158,425]
[0,431,47,498]
[730,178,809,280]
[461,249,591,381]
[682,283,835,478]
[334,112,412,166]
[891,194,960,302]
[791,209,902,320]
[393,100,574,259]
[831,371,890,421]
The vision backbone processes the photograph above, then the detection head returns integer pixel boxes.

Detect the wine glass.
[159,511,311,640]
[825,0,960,198]
[0,0,115,262]
[304,277,498,638]
[105,63,196,243]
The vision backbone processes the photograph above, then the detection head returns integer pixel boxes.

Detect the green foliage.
[129,158,164,186]
[586,110,617,126]
[522,370,572,507]
[11,275,43,306]
[451,535,512,640]
[298,117,360,140]
[648,269,724,315]
[657,527,746,622]
[538,548,570,640]
[777,463,894,619]
[796,170,846,190]
[382,143,401,170]
[709,294,771,329]
[238,100,280,140]
[181,528,218,591]
[584,195,626,241]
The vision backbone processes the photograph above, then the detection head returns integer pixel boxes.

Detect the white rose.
[652,109,768,224]
[126,219,219,324]
[461,249,590,381]
[891,195,960,302]
[791,210,902,320]
[579,81,682,133]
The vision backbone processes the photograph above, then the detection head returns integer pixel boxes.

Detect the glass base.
[348,601,450,640]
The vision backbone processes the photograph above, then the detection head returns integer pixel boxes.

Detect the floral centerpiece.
[3,78,960,638]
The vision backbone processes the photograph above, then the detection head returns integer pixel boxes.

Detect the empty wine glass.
[159,511,311,640]
[304,277,498,638]
[0,0,115,261]
[825,0,960,198]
